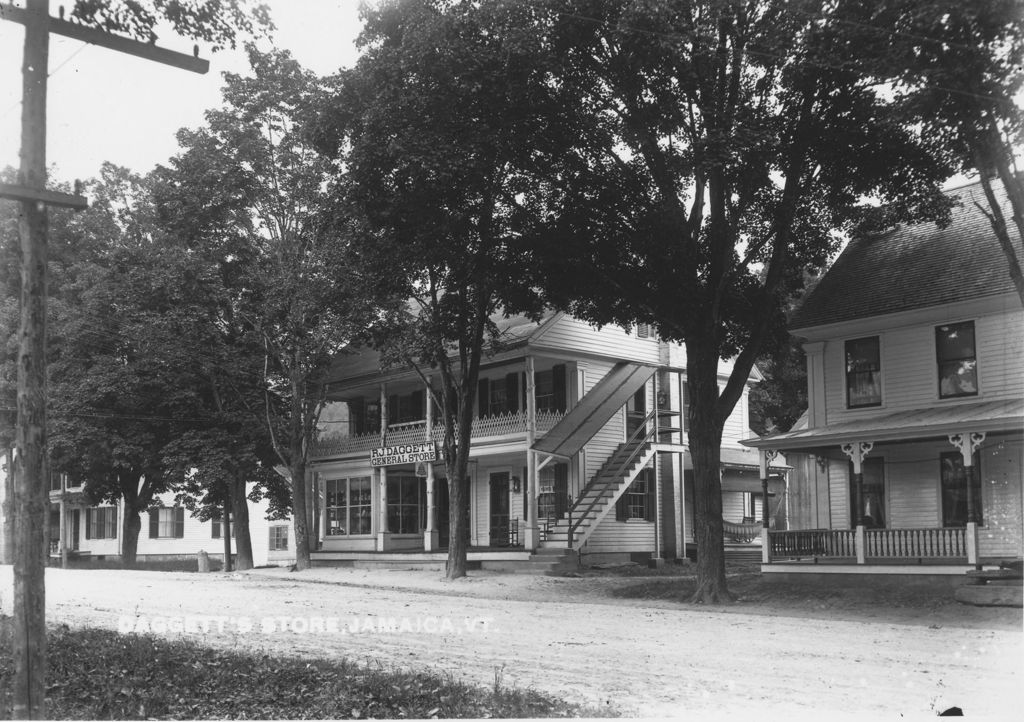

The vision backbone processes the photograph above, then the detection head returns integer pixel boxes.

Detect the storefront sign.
[370,442,437,467]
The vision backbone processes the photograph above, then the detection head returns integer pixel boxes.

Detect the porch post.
[317,473,327,543]
[841,441,873,565]
[377,382,389,551]
[424,376,439,551]
[759,450,777,564]
[948,431,985,567]
[524,356,539,550]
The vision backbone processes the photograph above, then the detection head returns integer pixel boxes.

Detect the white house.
[306,310,774,571]
[744,179,1023,574]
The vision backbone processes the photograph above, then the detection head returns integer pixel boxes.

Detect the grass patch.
[0,618,614,719]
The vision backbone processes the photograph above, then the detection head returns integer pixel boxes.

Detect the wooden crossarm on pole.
[0,3,209,74]
[0,183,88,209]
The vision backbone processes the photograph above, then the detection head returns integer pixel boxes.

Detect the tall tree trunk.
[231,474,254,570]
[686,341,733,604]
[222,496,232,572]
[2,447,14,565]
[120,509,142,569]
[288,365,311,570]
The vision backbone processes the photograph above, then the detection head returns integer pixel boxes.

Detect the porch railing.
[311,409,566,459]
[770,529,856,559]
[769,526,971,563]
[864,527,966,559]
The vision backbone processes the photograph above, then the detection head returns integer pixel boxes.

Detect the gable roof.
[791,179,1019,331]
[322,310,558,386]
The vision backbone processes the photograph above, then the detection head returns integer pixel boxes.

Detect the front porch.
[759,525,1016,576]
[310,545,578,574]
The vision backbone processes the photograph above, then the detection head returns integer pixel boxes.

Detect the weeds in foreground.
[0,619,617,719]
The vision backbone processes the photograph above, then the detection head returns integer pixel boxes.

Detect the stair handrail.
[568,409,659,540]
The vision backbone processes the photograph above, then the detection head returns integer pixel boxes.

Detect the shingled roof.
[790,179,1019,331]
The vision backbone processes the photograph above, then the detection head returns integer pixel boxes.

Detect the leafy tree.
[44,165,216,567]
[158,47,379,570]
[311,0,573,578]
[523,0,955,601]
[882,0,1024,305]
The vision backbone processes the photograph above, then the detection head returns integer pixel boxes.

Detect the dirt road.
[1,565,1020,718]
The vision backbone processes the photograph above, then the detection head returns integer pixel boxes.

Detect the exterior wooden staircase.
[539,433,656,550]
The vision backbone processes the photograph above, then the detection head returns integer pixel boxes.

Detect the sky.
[0,1,367,184]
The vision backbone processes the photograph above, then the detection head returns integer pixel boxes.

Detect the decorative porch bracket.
[841,441,873,552]
[948,431,985,563]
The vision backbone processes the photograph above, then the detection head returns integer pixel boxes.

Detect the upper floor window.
[636,323,651,339]
[845,336,881,408]
[388,390,425,425]
[936,321,978,399]
[478,373,519,416]
[534,364,567,413]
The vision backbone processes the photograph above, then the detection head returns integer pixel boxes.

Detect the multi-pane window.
[537,463,568,520]
[149,507,184,538]
[940,451,983,526]
[387,475,424,534]
[86,507,117,539]
[478,374,519,416]
[617,467,654,521]
[534,365,567,413]
[845,336,882,408]
[325,477,372,536]
[269,526,289,551]
[936,321,978,398]
[388,390,425,425]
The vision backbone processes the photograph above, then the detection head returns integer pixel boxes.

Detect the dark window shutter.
[477,378,490,416]
[111,509,117,539]
[149,509,159,538]
[349,397,364,435]
[522,466,528,521]
[505,373,519,413]
[212,517,220,538]
[412,389,425,421]
[645,474,656,521]
[85,510,92,540]
[552,364,567,412]
[616,493,627,521]
[387,394,398,426]
[174,507,185,538]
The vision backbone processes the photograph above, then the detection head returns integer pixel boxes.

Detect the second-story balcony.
[310,409,568,460]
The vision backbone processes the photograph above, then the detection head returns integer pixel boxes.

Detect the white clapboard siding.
[584,519,655,553]
[580,360,627,482]
[534,316,661,364]
[721,492,746,523]
[824,307,1024,423]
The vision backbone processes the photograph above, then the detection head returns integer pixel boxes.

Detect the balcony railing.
[311,409,566,459]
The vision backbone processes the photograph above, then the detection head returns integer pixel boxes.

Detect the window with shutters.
[537,463,568,520]
[478,373,519,416]
[388,390,426,425]
[534,365,567,413]
[86,507,117,539]
[149,507,185,538]
[616,467,655,521]
[211,514,235,538]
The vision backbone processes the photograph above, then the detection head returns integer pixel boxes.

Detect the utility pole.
[0,2,207,716]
